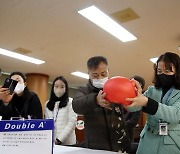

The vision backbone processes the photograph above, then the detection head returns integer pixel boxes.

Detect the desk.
[53,145,117,154]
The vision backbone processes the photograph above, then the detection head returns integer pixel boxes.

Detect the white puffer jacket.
[44,98,77,145]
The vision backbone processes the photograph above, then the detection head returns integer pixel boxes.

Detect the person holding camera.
[44,76,77,145]
[0,71,42,120]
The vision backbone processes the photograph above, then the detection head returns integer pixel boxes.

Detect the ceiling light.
[0,48,45,65]
[150,57,158,63]
[1,71,10,76]
[71,71,89,79]
[78,5,137,42]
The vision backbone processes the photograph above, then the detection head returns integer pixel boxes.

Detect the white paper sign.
[0,119,54,154]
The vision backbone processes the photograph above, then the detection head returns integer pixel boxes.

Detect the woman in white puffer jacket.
[44,76,77,145]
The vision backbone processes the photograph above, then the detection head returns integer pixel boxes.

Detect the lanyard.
[54,108,60,123]
[164,87,174,105]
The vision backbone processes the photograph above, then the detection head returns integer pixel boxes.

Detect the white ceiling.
[0,0,180,89]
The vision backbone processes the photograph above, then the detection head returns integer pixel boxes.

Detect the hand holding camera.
[0,78,18,104]
[0,86,14,104]
[0,86,9,98]
[2,78,18,94]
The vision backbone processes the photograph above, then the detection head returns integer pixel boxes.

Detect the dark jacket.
[123,109,141,141]
[72,81,131,152]
[0,87,42,120]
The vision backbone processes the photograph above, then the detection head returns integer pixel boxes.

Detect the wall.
[0,74,8,85]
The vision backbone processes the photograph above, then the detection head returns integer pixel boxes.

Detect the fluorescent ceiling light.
[0,48,45,65]
[1,71,10,75]
[78,5,137,42]
[48,81,53,85]
[150,57,158,63]
[71,71,89,79]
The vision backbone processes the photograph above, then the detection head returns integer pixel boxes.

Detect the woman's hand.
[126,80,148,108]
[0,86,9,99]
[0,86,13,104]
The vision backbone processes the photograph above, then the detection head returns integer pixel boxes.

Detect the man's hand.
[97,90,112,110]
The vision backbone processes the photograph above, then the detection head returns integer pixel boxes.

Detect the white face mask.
[54,88,65,98]
[92,77,108,89]
[14,82,25,94]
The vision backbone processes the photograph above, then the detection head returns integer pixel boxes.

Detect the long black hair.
[46,76,69,111]
[153,52,180,89]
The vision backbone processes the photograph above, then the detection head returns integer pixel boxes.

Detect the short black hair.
[87,56,108,70]
[10,71,26,82]
[153,52,180,89]
[131,75,145,90]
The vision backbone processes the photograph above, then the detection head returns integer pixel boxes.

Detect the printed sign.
[76,120,84,130]
[0,119,54,154]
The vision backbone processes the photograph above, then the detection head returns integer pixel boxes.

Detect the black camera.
[2,78,18,95]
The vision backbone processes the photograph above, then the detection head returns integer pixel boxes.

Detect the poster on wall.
[0,119,54,154]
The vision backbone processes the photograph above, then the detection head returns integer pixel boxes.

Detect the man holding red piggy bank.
[72,56,132,153]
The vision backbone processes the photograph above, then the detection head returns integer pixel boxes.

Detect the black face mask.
[157,74,175,88]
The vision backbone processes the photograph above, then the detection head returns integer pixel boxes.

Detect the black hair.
[87,56,108,70]
[46,76,69,111]
[153,52,180,89]
[10,71,26,82]
[131,75,145,90]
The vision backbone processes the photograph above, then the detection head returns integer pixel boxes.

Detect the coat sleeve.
[72,86,99,115]
[144,87,180,123]
[0,100,12,120]
[44,100,53,119]
[29,93,43,119]
[57,99,77,143]
[153,96,180,123]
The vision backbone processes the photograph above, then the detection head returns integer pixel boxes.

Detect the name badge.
[159,122,168,135]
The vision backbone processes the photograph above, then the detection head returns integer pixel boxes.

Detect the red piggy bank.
[103,76,136,105]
